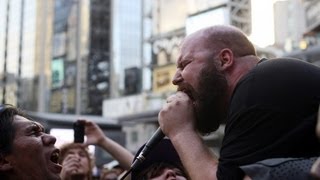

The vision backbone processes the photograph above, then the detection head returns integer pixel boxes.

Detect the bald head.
[178,25,259,103]
[185,25,256,58]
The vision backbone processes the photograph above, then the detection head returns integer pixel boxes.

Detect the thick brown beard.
[194,63,228,135]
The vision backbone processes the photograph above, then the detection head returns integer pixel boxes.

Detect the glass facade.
[50,0,112,115]
[1,0,143,115]
[112,0,142,94]
[0,0,37,108]
[51,0,77,114]
[87,0,111,115]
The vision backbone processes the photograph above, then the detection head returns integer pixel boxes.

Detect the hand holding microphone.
[132,91,192,167]
[131,91,190,169]
[159,91,196,138]
[120,91,194,180]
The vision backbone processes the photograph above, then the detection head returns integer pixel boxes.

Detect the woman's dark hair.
[0,104,26,155]
[131,139,189,180]
[135,162,188,180]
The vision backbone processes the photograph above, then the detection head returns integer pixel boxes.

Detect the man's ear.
[0,154,13,171]
[218,48,234,70]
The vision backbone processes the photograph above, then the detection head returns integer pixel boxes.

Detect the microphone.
[131,127,165,169]
[120,128,165,180]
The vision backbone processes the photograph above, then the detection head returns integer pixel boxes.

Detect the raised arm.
[77,119,134,170]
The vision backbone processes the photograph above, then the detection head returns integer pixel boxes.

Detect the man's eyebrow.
[31,122,45,131]
[177,55,191,64]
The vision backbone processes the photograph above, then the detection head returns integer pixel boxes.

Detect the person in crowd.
[131,138,189,180]
[100,160,125,180]
[78,119,134,171]
[80,120,188,180]
[109,163,125,177]
[99,168,119,180]
[158,25,320,179]
[60,119,134,180]
[59,143,93,180]
[0,104,62,179]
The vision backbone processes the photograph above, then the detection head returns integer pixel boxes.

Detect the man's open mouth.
[50,149,60,164]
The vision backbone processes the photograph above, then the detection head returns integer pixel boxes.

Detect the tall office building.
[50,0,112,115]
[0,0,24,106]
[111,0,143,96]
[273,0,306,51]
[0,0,53,111]
[51,0,83,114]
[50,0,143,115]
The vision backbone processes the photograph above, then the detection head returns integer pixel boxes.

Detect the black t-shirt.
[217,58,320,180]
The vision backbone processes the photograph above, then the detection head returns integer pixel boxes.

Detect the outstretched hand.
[76,119,134,170]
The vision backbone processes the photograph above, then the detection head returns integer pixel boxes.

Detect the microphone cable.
[119,168,132,180]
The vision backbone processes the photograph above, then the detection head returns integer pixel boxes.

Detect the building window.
[131,131,138,143]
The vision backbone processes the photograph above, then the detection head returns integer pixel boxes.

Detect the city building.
[0,0,54,110]
[50,0,111,115]
[0,0,127,166]
[50,0,143,116]
[283,0,320,65]
[273,0,306,52]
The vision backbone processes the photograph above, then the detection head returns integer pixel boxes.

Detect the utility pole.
[38,0,48,112]
[2,0,10,104]
[17,0,25,107]
[75,0,82,115]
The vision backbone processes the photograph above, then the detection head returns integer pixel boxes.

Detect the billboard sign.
[51,58,64,89]
[186,4,229,35]
[152,64,177,94]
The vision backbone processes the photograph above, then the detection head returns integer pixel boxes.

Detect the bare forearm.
[98,137,134,170]
[170,131,218,180]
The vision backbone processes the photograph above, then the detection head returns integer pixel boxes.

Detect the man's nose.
[172,70,182,85]
[42,133,57,145]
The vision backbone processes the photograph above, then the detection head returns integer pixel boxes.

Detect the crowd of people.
[0,25,320,180]
[0,104,188,180]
